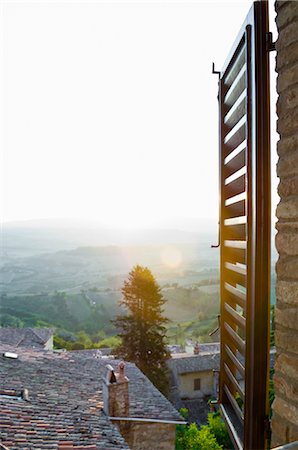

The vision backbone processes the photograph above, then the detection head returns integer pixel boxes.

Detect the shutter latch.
[212,62,221,78]
[209,314,221,336]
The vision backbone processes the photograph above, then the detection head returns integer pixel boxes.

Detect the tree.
[114,265,170,394]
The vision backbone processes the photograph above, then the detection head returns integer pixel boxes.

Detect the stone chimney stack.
[103,362,129,417]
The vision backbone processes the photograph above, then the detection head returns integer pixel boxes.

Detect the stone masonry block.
[276,280,298,305]
[276,21,298,51]
[276,197,298,220]
[277,134,298,156]
[276,231,298,256]
[276,221,298,232]
[277,105,298,135]
[277,61,298,93]
[271,411,298,447]
[275,1,290,13]
[276,256,298,280]
[275,353,298,381]
[276,1,298,29]
[277,84,298,116]
[275,305,298,330]
[276,41,298,71]
[274,373,298,405]
[277,150,298,177]
[278,175,298,197]
[272,396,298,427]
[275,325,298,354]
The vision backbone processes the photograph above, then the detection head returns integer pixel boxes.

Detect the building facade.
[271,1,298,446]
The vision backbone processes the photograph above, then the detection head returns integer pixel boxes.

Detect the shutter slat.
[224,362,245,401]
[225,262,246,276]
[223,174,246,199]
[224,247,246,265]
[224,90,246,127]
[224,282,246,308]
[225,192,246,207]
[225,200,245,219]
[224,384,244,423]
[224,140,246,163]
[225,302,246,329]
[225,166,246,186]
[224,65,246,108]
[224,45,246,87]
[224,152,246,179]
[224,322,245,355]
[224,116,246,149]
[225,344,245,378]
[223,224,246,241]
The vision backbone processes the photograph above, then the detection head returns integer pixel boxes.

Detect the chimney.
[103,362,129,417]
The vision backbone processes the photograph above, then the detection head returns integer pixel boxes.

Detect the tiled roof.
[168,352,220,375]
[0,345,181,449]
[0,328,53,348]
[168,348,276,375]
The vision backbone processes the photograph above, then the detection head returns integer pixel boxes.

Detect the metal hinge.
[266,32,276,52]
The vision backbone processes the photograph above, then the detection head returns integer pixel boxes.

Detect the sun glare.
[160,246,182,269]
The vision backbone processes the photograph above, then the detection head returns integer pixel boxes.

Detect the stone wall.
[272,1,298,446]
[179,370,214,399]
[115,421,176,450]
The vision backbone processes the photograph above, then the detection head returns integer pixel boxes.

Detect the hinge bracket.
[266,32,276,52]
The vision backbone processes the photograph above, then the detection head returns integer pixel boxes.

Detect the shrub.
[207,412,233,449]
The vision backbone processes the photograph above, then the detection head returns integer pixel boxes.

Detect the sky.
[1,0,278,232]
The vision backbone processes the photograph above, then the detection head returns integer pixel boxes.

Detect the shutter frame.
[218,2,271,449]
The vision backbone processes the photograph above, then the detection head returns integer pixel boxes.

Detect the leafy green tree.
[114,265,170,394]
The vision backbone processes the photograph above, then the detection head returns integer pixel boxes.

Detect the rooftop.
[0,344,181,449]
[168,352,220,374]
[168,347,276,375]
[0,327,53,348]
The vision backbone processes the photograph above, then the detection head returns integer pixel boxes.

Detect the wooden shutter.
[218,2,271,449]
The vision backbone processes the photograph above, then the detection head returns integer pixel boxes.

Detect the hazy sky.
[1,0,278,231]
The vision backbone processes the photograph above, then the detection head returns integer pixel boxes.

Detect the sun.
[160,246,182,269]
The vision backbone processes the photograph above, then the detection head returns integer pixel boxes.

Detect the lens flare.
[160,246,182,269]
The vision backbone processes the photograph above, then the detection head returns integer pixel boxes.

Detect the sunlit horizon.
[1,0,278,231]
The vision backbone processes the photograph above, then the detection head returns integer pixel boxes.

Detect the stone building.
[0,327,54,350]
[168,352,220,402]
[0,344,184,450]
[271,1,298,446]
[167,346,275,427]
[167,351,220,426]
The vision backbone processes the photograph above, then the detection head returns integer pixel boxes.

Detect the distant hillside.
[0,241,220,295]
[2,219,215,258]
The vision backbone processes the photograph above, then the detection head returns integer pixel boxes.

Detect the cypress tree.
[114,265,170,395]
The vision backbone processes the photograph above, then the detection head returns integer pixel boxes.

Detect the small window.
[194,378,201,391]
